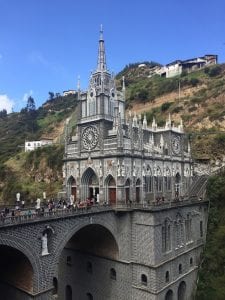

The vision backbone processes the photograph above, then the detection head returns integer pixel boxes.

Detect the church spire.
[97,25,107,71]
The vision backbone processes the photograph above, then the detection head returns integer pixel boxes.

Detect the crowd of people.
[0,195,101,224]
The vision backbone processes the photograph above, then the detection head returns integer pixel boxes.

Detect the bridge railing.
[0,204,112,227]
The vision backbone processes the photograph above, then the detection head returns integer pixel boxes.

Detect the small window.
[200,221,203,237]
[141,274,147,286]
[66,256,72,266]
[86,293,93,300]
[165,271,170,283]
[52,277,58,295]
[190,257,193,266]
[87,262,92,274]
[110,268,116,280]
[179,264,183,274]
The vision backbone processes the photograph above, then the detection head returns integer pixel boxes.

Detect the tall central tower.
[78,26,125,124]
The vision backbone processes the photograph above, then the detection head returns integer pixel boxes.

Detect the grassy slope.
[117,64,225,161]
[0,94,77,204]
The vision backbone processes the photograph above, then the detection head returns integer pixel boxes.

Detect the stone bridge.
[0,205,122,299]
[0,199,208,300]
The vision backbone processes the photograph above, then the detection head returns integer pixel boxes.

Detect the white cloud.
[22,90,33,102]
[0,94,14,113]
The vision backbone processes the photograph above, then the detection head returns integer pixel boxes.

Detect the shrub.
[208,65,222,77]
[161,102,173,112]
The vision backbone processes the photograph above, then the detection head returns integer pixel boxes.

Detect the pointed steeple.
[97,25,107,71]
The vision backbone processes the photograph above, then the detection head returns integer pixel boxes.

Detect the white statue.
[41,233,49,256]
[36,198,41,210]
[70,194,74,206]
[16,192,20,202]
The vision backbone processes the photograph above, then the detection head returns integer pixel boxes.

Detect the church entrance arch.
[105,175,116,205]
[81,168,99,201]
[67,176,76,201]
[125,178,131,204]
[136,178,141,203]
[177,281,186,300]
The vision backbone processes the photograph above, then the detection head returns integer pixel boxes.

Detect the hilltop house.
[159,54,217,78]
[25,138,53,152]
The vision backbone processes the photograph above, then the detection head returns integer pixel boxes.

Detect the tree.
[0,109,7,118]
[48,92,55,100]
[26,96,36,112]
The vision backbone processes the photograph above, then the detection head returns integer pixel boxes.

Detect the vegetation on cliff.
[196,172,225,300]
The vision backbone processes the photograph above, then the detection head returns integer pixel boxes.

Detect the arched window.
[87,261,92,274]
[162,219,171,252]
[155,167,163,192]
[185,214,192,242]
[200,220,203,237]
[52,277,58,296]
[165,271,170,283]
[165,289,173,300]
[175,214,184,248]
[141,274,147,286]
[177,281,186,300]
[190,257,193,266]
[164,168,171,191]
[86,292,93,300]
[136,178,141,203]
[65,285,72,300]
[110,268,116,280]
[145,165,152,192]
[66,256,72,266]
[179,264,183,274]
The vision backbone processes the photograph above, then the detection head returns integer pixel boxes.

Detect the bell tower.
[78,26,125,124]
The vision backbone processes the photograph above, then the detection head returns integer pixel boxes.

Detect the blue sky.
[0,0,225,112]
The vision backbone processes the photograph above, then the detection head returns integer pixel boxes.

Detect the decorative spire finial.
[100,24,103,40]
[97,26,107,71]
[77,75,80,91]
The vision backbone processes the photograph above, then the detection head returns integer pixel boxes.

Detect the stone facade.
[63,29,192,208]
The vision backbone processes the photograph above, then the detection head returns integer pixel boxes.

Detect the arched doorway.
[81,168,99,201]
[0,245,34,296]
[175,172,181,198]
[65,285,72,300]
[105,175,116,205]
[68,176,76,201]
[177,281,186,300]
[165,289,173,300]
[58,224,120,299]
[125,179,131,204]
[136,178,141,203]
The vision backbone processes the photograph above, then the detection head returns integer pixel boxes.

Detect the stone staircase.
[188,175,208,199]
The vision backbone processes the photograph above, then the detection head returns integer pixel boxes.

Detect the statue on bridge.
[41,233,49,256]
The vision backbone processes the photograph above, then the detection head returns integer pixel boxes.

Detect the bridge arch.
[0,234,41,294]
[53,218,119,299]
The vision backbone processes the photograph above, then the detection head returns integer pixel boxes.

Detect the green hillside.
[1,63,225,203]
[0,93,78,204]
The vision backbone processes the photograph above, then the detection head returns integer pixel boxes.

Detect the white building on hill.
[25,139,53,152]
